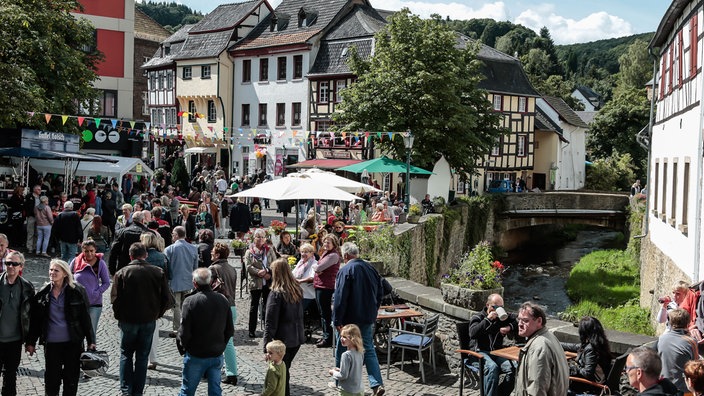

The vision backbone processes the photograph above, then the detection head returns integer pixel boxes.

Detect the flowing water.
[501,227,625,317]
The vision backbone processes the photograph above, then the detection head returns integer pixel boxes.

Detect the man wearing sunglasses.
[625,346,678,395]
[0,251,35,395]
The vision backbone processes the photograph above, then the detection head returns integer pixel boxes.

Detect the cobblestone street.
[14,247,470,396]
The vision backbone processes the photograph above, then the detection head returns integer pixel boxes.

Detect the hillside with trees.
[136,1,203,32]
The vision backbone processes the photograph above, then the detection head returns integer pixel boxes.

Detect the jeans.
[223,307,238,376]
[59,241,78,263]
[478,351,514,396]
[316,288,334,343]
[0,340,21,396]
[249,286,270,333]
[336,323,383,389]
[36,225,52,254]
[119,321,156,396]
[26,216,36,252]
[88,306,102,342]
[179,353,223,396]
[45,342,82,396]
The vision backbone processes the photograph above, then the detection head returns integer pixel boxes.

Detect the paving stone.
[14,245,476,396]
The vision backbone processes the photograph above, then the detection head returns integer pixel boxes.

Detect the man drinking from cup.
[467,293,518,396]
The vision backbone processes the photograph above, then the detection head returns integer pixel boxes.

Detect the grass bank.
[560,200,654,336]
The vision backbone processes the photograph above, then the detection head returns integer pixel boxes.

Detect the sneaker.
[147,363,157,370]
[373,386,385,396]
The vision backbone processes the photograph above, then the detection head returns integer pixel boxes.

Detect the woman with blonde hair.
[329,324,365,396]
[176,204,196,242]
[245,227,278,338]
[314,234,341,348]
[139,232,166,370]
[28,259,94,396]
[264,257,306,396]
[292,243,317,312]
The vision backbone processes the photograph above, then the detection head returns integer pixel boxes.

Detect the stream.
[501,227,625,317]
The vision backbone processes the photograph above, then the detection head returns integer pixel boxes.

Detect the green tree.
[585,151,637,191]
[171,157,190,193]
[0,0,102,128]
[587,87,649,177]
[333,9,504,175]
[618,39,652,89]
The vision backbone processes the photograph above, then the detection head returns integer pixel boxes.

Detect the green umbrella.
[336,155,433,174]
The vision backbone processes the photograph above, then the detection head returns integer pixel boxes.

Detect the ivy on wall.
[396,230,412,279]
[424,216,439,283]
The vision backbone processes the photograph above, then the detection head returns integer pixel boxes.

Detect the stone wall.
[640,236,691,334]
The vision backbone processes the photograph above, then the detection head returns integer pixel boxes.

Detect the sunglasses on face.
[5,261,21,267]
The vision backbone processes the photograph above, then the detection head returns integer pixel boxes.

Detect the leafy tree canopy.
[0,0,102,129]
[333,9,504,176]
[585,151,637,191]
[137,1,202,33]
[618,39,653,89]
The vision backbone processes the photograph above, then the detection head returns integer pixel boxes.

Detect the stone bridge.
[491,191,630,249]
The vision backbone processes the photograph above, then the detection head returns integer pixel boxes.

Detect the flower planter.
[407,214,420,223]
[232,247,246,257]
[440,283,503,310]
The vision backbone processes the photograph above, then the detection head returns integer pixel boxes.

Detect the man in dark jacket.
[626,346,679,395]
[109,211,149,274]
[332,242,386,396]
[51,201,83,263]
[229,197,250,239]
[468,294,518,396]
[177,267,234,395]
[111,242,173,396]
[0,251,35,395]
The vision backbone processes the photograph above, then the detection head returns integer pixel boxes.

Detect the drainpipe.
[634,48,658,241]
[695,52,704,283]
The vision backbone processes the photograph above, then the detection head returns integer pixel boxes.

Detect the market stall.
[30,155,153,184]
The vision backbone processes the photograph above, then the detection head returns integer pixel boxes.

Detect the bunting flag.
[61,115,68,125]
[111,119,118,129]
[45,114,52,124]
[77,117,85,126]
[94,118,101,127]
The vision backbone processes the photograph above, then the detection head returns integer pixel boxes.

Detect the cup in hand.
[495,306,509,321]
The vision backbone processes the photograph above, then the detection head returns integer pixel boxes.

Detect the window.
[654,162,660,212]
[291,102,301,126]
[683,161,690,226]
[259,58,269,81]
[188,101,195,122]
[293,55,303,79]
[491,137,501,156]
[207,100,216,122]
[672,161,678,222]
[202,65,211,79]
[258,103,267,126]
[183,66,192,80]
[166,70,173,89]
[276,103,285,126]
[149,74,156,91]
[518,97,526,112]
[517,135,526,157]
[493,95,502,111]
[277,57,287,80]
[241,104,250,126]
[242,60,251,83]
[142,92,149,116]
[101,90,117,117]
[335,80,346,103]
[662,162,668,217]
[316,120,332,132]
[166,108,177,126]
[158,73,164,89]
[319,81,329,103]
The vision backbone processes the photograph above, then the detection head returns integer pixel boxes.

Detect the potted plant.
[441,241,507,310]
[407,203,422,223]
[230,239,247,256]
[432,196,446,213]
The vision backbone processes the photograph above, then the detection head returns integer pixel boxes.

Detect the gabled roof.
[535,106,563,134]
[309,4,385,75]
[142,24,195,69]
[470,38,540,97]
[231,0,356,53]
[575,111,598,125]
[174,1,263,60]
[134,9,171,42]
[542,96,589,128]
[650,0,688,49]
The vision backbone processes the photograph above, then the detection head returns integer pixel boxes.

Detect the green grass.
[562,249,653,335]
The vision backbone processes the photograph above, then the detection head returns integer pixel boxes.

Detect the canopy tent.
[336,156,433,174]
[184,147,219,154]
[287,168,381,194]
[287,158,362,170]
[30,155,153,182]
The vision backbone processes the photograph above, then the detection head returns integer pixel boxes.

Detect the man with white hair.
[50,201,82,262]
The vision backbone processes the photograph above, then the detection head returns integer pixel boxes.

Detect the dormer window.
[163,42,171,56]
[270,16,278,32]
[298,8,317,27]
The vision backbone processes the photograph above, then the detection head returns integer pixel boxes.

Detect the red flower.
[492,260,504,270]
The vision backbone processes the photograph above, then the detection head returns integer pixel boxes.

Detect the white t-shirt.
[293,257,317,300]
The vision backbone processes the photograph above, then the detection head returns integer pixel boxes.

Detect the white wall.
[427,156,451,202]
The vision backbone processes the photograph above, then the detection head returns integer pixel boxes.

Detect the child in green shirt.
[262,340,286,396]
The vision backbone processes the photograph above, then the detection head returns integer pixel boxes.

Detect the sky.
[166,0,671,45]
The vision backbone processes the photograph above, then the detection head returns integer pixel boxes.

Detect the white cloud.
[515,9,634,44]
[373,0,509,21]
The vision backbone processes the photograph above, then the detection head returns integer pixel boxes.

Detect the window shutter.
[678,30,684,87]
[692,15,699,77]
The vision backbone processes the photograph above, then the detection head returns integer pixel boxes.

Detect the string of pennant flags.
[26,111,413,148]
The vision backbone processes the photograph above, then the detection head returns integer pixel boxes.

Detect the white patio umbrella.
[288,168,382,193]
[228,174,363,237]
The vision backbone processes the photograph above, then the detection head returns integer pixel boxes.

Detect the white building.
[643,0,703,323]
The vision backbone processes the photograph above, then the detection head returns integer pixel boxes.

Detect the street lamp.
[403,130,415,211]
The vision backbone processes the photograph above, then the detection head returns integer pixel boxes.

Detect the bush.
[443,241,506,290]
[585,151,637,191]
[562,300,654,336]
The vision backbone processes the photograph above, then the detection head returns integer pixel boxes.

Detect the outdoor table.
[490,345,577,361]
[377,305,424,320]
[375,305,425,359]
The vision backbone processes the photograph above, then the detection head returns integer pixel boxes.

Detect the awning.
[185,147,218,154]
[30,155,153,180]
[287,159,362,170]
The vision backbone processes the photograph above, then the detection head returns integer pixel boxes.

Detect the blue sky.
[164,0,670,45]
